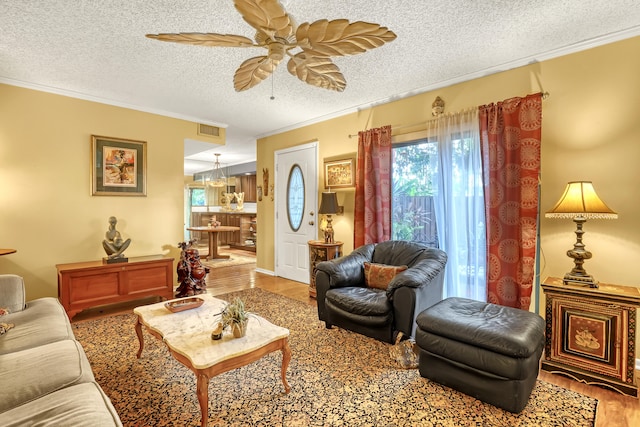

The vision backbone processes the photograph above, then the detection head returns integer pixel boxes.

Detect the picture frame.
[324,157,355,188]
[91,135,147,196]
[564,310,611,362]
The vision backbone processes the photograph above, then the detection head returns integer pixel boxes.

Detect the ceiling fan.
[146,0,396,92]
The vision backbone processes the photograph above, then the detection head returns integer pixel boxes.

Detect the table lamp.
[545,181,617,288]
[319,190,339,243]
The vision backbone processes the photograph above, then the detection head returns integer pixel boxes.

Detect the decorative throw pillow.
[0,308,13,336]
[364,262,408,290]
[0,322,14,336]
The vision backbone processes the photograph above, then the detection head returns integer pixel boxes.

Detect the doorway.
[274,142,318,283]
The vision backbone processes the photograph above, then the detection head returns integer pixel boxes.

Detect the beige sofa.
[0,274,122,426]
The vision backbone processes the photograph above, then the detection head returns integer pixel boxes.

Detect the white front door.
[274,142,318,283]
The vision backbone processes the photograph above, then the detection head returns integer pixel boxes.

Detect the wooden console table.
[57,255,174,320]
[308,240,343,298]
[541,276,639,396]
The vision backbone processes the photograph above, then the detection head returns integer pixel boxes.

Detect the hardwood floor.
[73,249,639,426]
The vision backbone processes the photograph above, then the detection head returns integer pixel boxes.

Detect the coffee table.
[134,294,291,427]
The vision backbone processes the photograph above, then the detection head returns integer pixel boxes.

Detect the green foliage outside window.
[392,142,437,197]
[392,141,437,245]
[191,188,206,206]
[391,135,481,247]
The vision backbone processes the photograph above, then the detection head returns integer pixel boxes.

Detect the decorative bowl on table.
[165,297,204,313]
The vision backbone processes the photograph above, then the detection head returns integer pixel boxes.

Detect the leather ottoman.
[415,297,545,413]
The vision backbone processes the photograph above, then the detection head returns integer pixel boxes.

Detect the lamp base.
[323,227,334,244]
[563,272,599,288]
[323,215,335,244]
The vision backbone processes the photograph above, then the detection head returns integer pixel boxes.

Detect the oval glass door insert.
[287,164,305,231]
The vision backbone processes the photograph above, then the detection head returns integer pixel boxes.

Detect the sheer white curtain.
[428,108,486,300]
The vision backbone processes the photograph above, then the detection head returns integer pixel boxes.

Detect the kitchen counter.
[192,204,257,214]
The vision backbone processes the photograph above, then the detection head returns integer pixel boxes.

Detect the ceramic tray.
[165,297,204,313]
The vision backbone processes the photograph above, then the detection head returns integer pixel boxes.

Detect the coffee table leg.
[135,316,144,359]
[281,340,292,393]
[197,373,209,427]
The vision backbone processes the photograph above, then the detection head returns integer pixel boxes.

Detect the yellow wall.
[257,36,640,296]
[0,84,222,300]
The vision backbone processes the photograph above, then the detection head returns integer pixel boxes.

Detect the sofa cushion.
[0,382,122,427]
[326,287,391,316]
[0,339,95,412]
[0,297,74,355]
[364,262,407,290]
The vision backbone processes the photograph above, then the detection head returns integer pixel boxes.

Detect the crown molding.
[257,25,640,139]
[0,76,228,128]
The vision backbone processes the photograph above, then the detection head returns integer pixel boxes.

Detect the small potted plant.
[221,297,249,338]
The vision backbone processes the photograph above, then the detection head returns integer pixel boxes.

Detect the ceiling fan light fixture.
[267,40,285,61]
[145,0,396,92]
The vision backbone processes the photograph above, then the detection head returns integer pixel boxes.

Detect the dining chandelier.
[208,153,227,188]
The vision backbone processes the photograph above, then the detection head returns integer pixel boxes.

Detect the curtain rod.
[347,91,549,138]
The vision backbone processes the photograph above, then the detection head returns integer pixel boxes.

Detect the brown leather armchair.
[315,240,447,343]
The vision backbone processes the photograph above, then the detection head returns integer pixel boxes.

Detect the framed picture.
[564,309,612,362]
[91,135,147,196]
[324,157,355,188]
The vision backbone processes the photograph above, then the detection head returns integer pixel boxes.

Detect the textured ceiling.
[2,1,640,175]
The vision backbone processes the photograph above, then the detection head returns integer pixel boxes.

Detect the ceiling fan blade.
[287,54,346,92]
[146,33,255,47]
[234,55,280,91]
[234,0,294,41]
[296,19,397,57]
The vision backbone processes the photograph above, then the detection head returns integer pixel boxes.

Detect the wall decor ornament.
[91,135,147,196]
[263,168,269,196]
[432,96,445,116]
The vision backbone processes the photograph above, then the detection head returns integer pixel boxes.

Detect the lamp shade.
[319,192,339,215]
[545,181,617,219]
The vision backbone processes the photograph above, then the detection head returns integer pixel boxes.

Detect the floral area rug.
[200,255,256,270]
[73,288,597,426]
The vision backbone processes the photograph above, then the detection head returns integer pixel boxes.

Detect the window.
[287,164,305,231]
[392,141,439,247]
[190,188,206,206]
[391,110,486,301]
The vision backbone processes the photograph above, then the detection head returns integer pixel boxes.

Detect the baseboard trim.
[255,267,275,276]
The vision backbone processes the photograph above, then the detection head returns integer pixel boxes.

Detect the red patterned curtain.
[354,125,392,247]
[479,93,542,310]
